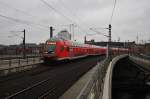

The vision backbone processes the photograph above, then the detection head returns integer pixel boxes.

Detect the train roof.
[46,37,107,48]
[47,37,64,42]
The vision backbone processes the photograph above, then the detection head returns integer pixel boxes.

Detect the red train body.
[42,38,106,62]
[42,38,129,62]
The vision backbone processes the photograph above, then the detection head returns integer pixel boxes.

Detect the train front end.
[42,39,57,62]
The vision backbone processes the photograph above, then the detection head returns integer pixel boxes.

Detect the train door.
[63,41,70,58]
[63,41,71,58]
[55,41,63,59]
[55,41,70,60]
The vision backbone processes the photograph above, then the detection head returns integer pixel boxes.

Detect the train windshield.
[47,42,56,53]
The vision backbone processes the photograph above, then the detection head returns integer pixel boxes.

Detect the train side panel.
[55,41,70,60]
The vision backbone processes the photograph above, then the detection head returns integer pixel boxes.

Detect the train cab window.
[47,45,55,53]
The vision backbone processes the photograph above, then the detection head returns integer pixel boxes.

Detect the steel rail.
[38,86,56,99]
[5,77,53,99]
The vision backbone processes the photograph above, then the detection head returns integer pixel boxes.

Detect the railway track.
[0,55,105,99]
[112,56,150,99]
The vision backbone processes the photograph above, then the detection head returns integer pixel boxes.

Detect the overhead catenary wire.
[56,0,95,33]
[40,0,75,24]
[0,1,37,19]
[0,13,48,30]
[90,0,117,40]
[0,1,51,30]
[90,28,109,37]
[109,0,117,24]
[40,0,89,34]
[89,0,117,36]
[0,0,84,32]
[0,14,30,25]
[56,0,86,26]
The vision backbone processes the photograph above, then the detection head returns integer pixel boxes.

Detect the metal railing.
[0,56,43,76]
[76,54,128,99]
[0,54,41,60]
[76,57,111,99]
[129,55,150,71]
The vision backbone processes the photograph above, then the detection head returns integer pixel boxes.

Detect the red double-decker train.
[42,38,107,62]
[42,38,129,62]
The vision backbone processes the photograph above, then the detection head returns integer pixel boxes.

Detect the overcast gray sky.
[0,0,150,45]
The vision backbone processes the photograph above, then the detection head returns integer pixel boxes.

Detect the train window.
[66,47,70,52]
[47,45,55,53]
